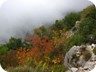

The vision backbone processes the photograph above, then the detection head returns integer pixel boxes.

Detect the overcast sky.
[0,0,93,43]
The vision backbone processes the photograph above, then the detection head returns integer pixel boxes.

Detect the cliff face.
[64,44,96,72]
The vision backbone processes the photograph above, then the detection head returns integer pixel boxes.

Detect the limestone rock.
[64,44,96,72]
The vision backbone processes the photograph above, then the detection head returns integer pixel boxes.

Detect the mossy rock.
[82,50,92,61]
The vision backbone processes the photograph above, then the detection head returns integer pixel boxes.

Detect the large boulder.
[64,44,96,72]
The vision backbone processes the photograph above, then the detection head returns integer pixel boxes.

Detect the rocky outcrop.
[66,21,81,38]
[64,44,96,72]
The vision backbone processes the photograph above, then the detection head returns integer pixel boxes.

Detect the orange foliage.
[27,35,54,56]
[16,48,32,65]
[16,32,66,65]
[52,29,67,48]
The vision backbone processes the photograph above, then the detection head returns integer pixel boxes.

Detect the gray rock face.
[66,21,81,38]
[64,44,96,72]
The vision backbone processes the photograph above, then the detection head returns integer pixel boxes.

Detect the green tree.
[0,45,9,55]
[34,26,48,36]
[64,12,80,30]
[78,17,96,43]
[51,20,65,31]
[80,5,96,19]
[7,37,23,50]
[39,25,48,36]
[78,18,95,35]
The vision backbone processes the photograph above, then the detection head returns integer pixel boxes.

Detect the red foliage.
[16,34,64,65]
[27,35,54,56]
[16,48,32,65]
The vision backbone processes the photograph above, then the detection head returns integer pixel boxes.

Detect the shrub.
[16,48,32,66]
[0,45,9,55]
[0,50,19,69]
[67,34,85,46]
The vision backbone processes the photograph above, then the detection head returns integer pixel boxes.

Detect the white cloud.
[0,1,95,72]
[0,0,7,7]
[0,0,93,43]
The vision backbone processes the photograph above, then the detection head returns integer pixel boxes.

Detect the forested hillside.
[0,5,96,72]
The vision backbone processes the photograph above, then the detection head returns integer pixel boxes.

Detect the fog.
[0,0,93,43]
